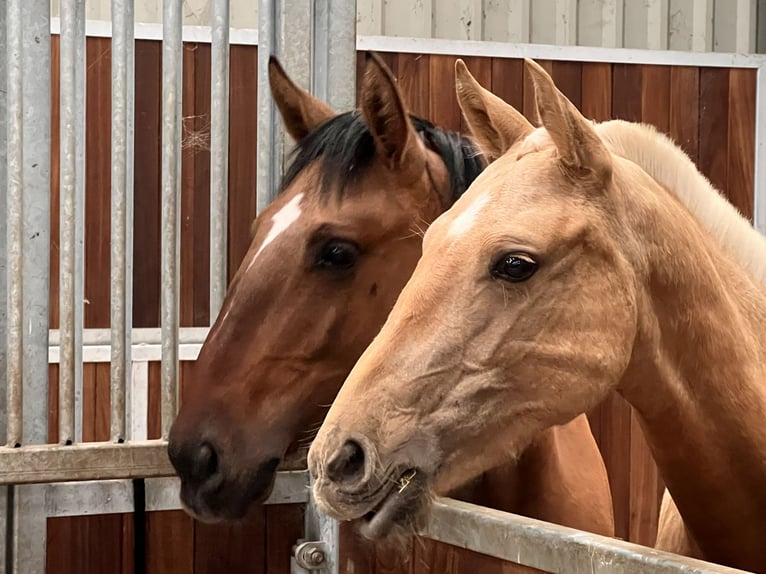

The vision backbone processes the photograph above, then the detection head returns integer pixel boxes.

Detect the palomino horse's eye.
[315,239,360,270]
[491,253,538,282]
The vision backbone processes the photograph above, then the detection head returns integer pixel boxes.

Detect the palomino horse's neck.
[616,161,766,570]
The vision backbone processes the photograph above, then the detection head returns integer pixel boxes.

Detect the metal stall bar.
[0,0,9,567]
[5,0,24,452]
[110,0,134,444]
[161,0,183,438]
[59,0,80,446]
[257,0,311,214]
[73,0,86,444]
[11,2,52,571]
[209,0,230,317]
[422,497,750,574]
[311,0,357,112]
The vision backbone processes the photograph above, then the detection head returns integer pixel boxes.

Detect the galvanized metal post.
[59,0,80,446]
[8,1,51,571]
[110,0,134,444]
[160,0,183,438]
[256,0,356,213]
[311,0,358,112]
[73,0,87,445]
[0,1,8,566]
[209,0,230,317]
[257,0,311,214]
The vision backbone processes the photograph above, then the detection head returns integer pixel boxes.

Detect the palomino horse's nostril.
[326,440,366,484]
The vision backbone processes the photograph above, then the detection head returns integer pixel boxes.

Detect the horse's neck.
[618,173,766,569]
[597,119,766,285]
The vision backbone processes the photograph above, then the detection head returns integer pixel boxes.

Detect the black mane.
[279,111,485,202]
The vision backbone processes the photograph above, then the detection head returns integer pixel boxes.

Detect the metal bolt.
[306,548,325,566]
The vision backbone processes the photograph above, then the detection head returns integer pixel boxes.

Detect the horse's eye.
[491,253,538,282]
[315,240,360,270]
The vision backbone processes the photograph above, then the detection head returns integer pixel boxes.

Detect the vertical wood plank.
[669,66,700,163]
[428,54,461,131]
[550,61,582,110]
[145,510,195,574]
[133,39,162,328]
[228,45,258,282]
[727,68,756,220]
[490,58,524,112]
[265,504,304,574]
[85,37,113,328]
[641,65,671,133]
[47,515,129,574]
[194,507,267,574]
[396,53,430,120]
[698,67,730,193]
[50,35,61,328]
[580,62,612,122]
[612,64,643,122]
[193,43,212,327]
[180,43,198,328]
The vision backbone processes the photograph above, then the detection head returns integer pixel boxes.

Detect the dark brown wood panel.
[490,57,524,112]
[133,40,162,328]
[227,45,259,284]
[194,507,267,574]
[84,37,113,329]
[727,68,756,221]
[670,66,700,163]
[429,54,462,131]
[699,67,730,193]
[581,62,612,121]
[641,65,670,132]
[47,514,133,574]
[145,510,195,574]
[397,53,431,119]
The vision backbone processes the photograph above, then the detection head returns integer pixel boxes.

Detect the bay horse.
[167,52,615,547]
[308,58,766,572]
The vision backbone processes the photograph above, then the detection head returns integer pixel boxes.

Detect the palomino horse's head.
[167,53,484,522]
[308,59,642,536]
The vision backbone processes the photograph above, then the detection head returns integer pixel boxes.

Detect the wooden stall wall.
[44,36,755,573]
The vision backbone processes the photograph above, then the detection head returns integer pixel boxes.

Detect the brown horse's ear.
[268,56,336,141]
[454,59,533,162]
[360,52,426,173]
[525,59,611,183]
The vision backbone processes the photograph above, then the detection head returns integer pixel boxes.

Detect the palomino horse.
[167,52,615,547]
[308,58,766,573]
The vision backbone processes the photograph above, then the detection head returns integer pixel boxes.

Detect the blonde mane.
[595,119,766,285]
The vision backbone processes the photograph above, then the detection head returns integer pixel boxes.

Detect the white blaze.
[448,193,490,237]
[245,192,304,273]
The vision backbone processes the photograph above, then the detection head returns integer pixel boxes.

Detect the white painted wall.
[50,0,761,53]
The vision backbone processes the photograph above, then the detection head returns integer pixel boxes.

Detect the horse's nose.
[168,438,221,486]
[325,439,367,485]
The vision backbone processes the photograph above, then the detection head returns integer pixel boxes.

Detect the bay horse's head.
[167,53,484,522]
[308,59,641,536]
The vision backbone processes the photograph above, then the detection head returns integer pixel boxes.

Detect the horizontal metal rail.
[421,497,752,574]
[0,441,173,484]
[45,471,310,517]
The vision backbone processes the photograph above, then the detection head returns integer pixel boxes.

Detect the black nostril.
[326,440,366,484]
[170,440,221,485]
[194,442,219,482]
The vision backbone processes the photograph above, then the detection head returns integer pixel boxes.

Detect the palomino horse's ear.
[360,52,426,173]
[454,59,533,162]
[525,59,612,183]
[268,55,336,141]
